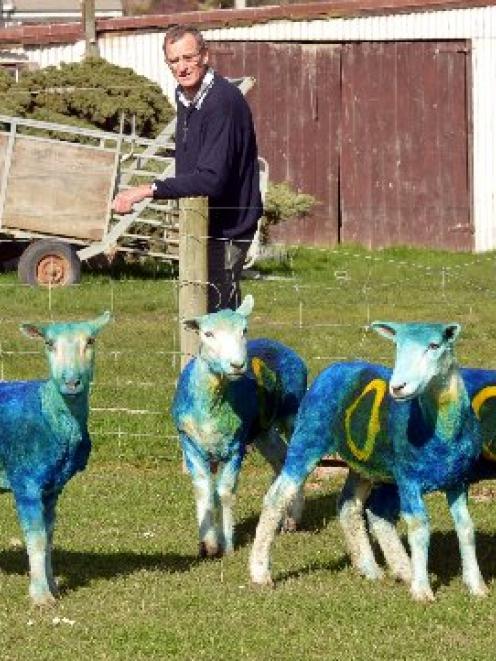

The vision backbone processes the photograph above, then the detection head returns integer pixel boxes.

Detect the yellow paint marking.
[251,357,265,385]
[471,386,496,461]
[345,379,387,461]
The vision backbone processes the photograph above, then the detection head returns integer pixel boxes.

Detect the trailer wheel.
[18,240,81,286]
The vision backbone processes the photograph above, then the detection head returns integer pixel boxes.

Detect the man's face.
[165,33,209,96]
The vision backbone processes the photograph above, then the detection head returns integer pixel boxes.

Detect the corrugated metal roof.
[96,0,496,33]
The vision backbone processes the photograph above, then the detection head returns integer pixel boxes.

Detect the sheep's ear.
[370,321,398,341]
[183,317,201,332]
[19,323,46,340]
[90,311,111,334]
[236,294,254,318]
[443,323,461,344]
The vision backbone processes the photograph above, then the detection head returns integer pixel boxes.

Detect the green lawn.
[1,245,496,659]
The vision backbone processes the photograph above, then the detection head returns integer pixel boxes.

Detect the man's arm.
[112,99,236,213]
[153,106,235,200]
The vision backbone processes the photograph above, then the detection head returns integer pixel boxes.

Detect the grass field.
[1,245,496,659]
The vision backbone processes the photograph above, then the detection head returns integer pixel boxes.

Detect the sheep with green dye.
[249,321,487,601]
[0,312,110,605]
[171,295,307,558]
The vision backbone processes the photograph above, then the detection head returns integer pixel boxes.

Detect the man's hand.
[112,184,153,214]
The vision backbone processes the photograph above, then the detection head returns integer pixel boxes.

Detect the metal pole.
[178,196,208,370]
[81,0,99,58]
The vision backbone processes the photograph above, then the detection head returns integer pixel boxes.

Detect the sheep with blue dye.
[0,312,110,605]
[249,321,487,601]
[172,295,307,558]
[355,366,496,587]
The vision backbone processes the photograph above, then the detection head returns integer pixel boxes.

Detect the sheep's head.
[184,295,254,380]
[20,312,111,396]
[370,321,461,401]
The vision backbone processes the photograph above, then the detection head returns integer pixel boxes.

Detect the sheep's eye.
[45,339,55,351]
[428,342,440,350]
[86,337,96,348]
[204,330,214,338]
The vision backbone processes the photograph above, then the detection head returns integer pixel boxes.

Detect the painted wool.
[249,321,486,601]
[0,312,110,605]
[360,366,496,585]
[172,295,308,558]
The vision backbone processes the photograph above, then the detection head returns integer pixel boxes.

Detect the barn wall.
[209,42,341,247]
[9,3,496,250]
[211,40,472,251]
[339,40,471,250]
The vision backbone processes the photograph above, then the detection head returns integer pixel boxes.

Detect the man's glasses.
[166,52,203,69]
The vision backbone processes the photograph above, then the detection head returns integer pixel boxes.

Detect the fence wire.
[1,244,496,457]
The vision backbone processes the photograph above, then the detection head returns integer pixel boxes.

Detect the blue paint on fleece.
[0,379,90,497]
[281,360,481,513]
[367,367,496,522]
[173,337,307,466]
[0,313,109,604]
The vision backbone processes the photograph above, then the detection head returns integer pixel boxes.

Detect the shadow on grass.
[428,529,496,590]
[273,528,496,590]
[235,490,340,550]
[276,556,350,584]
[236,489,496,591]
[0,548,200,594]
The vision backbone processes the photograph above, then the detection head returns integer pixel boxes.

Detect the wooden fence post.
[178,196,208,370]
[81,0,99,59]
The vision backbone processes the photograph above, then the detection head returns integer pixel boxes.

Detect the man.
[112,24,263,311]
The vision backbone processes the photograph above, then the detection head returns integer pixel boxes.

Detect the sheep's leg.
[15,494,55,606]
[215,452,242,554]
[249,474,301,586]
[43,492,59,596]
[365,483,411,583]
[338,470,383,580]
[400,487,434,602]
[253,427,303,531]
[280,414,305,530]
[250,407,331,586]
[181,435,218,557]
[446,485,488,597]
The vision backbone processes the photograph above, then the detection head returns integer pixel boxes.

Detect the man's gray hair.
[163,25,206,53]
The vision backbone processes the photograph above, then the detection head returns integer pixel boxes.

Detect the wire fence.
[1,242,496,461]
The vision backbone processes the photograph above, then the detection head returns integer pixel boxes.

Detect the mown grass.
[1,245,496,659]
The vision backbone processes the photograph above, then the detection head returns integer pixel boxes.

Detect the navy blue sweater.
[152,73,263,240]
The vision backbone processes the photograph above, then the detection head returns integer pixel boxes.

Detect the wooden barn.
[1,0,496,252]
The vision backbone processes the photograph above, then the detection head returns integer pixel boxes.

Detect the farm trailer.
[0,77,260,286]
[0,110,183,286]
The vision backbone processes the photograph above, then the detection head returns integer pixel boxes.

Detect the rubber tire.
[17,240,81,287]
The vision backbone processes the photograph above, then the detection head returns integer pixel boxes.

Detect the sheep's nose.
[391,382,406,397]
[65,378,82,391]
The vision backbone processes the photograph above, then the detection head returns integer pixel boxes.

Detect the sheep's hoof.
[410,585,435,603]
[31,591,57,608]
[249,564,274,588]
[251,575,274,589]
[468,581,489,598]
[199,542,222,559]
